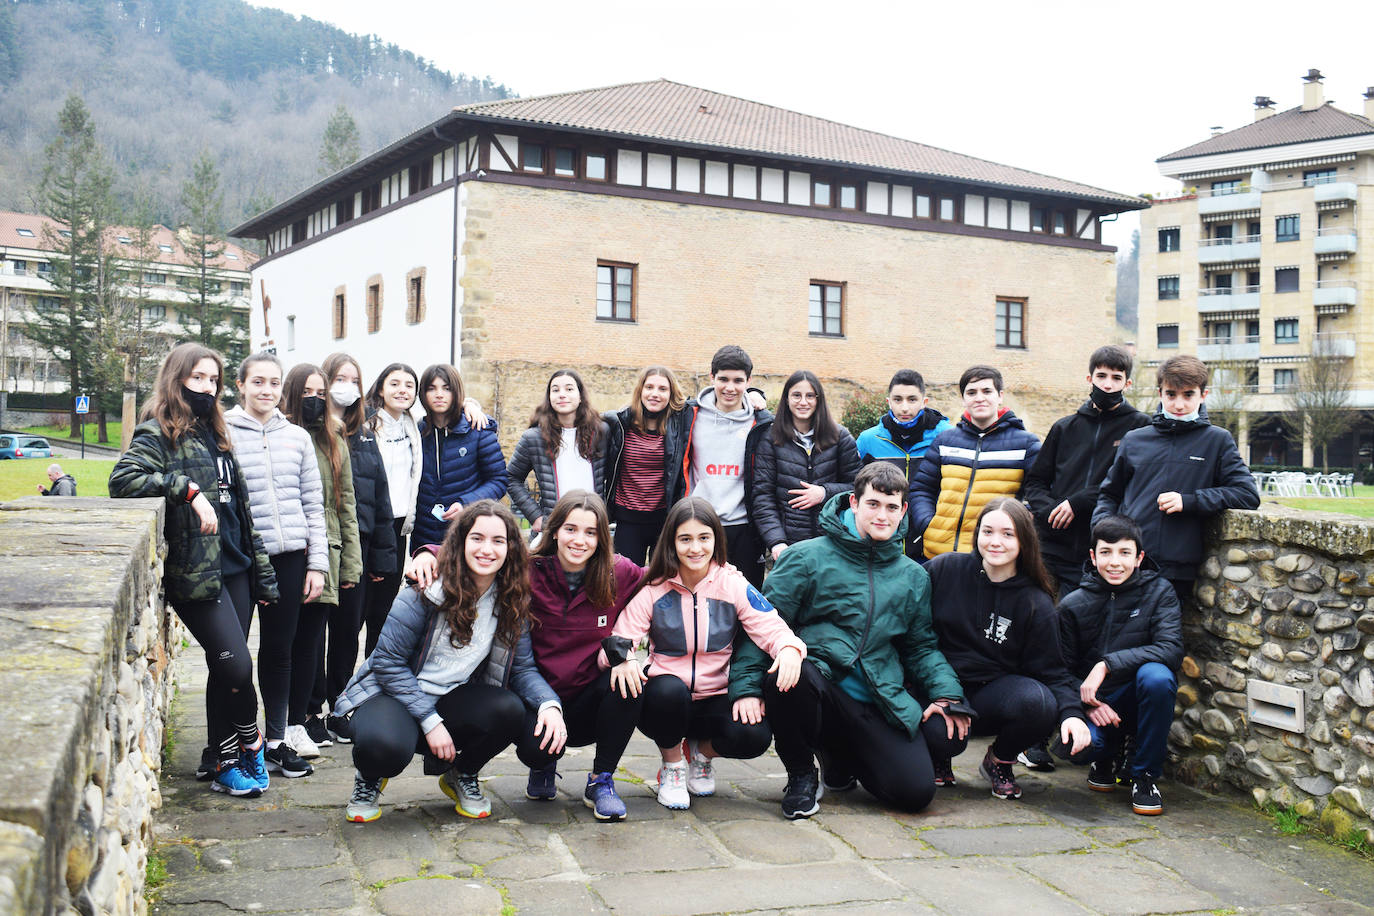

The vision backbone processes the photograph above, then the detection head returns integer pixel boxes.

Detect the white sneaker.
[686,741,715,797]
[656,761,689,809]
[286,723,320,759]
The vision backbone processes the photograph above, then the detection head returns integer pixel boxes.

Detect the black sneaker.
[1087,759,1117,792]
[326,714,354,744]
[781,768,820,819]
[195,746,216,781]
[931,755,957,788]
[304,715,333,748]
[265,743,314,778]
[1130,777,1162,816]
[1016,741,1056,772]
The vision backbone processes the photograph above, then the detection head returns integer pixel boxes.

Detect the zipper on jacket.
[262,426,284,548]
[845,550,877,671]
[806,448,819,538]
[952,434,985,552]
[690,591,700,694]
[1084,420,1102,491]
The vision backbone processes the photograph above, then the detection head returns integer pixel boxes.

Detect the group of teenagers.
[109,338,1261,827]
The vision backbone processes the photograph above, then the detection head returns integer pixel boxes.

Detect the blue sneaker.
[526,764,558,801]
[212,761,264,798]
[240,743,270,791]
[583,772,626,821]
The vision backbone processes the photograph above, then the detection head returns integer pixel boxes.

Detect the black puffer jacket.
[749,420,861,548]
[506,421,611,523]
[347,423,398,576]
[1057,560,1182,693]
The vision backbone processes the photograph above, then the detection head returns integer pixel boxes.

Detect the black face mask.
[300,396,326,426]
[183,387,217,418]
[1089,385,1125,411]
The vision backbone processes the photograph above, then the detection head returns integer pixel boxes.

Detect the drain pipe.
[434,122,461,366]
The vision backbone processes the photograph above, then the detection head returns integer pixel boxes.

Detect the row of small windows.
[331,269,428,339]
[1158,267,1304,298]
[1158,214,1314,251]
[1156,318,1301,348]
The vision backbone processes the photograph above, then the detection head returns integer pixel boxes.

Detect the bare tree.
[1202,357,1251,441]
[1283,338,1357,472]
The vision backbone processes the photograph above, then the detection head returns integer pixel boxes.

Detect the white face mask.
[330,382,361,408]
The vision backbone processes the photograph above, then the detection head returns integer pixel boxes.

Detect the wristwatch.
[185,482,201,503]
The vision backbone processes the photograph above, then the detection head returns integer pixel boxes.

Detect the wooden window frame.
[553,146,577,177]
[365,275,382,334]
[937,196,957,222]
[583,150,609,182]
[808,281,845,338]
[406,267,426,325]
[332,287,347,339]
[520,140,546,173]
[596,260,636,323]
[813,178,832,208]
[837,182,860,211]
[994,297,1027,349]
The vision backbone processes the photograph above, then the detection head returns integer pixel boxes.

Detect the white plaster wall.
[249,187,459,379]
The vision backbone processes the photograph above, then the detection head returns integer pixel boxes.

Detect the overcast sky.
[250,0,1374,249]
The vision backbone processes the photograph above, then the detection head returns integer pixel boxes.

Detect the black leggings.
[766,660,936,812]
[259,550,305,742]
[289,598,330,726]
[311,535,371,716]
[173,571,258,763]
[363,518,407,657]
[350,683,524,781]
[724,523,765,589]
[516,669,642,775]
[637,674,771,759]
[922,674,1059,763]
[611,505,665,567]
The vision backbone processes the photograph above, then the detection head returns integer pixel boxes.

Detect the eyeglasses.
[788,392,818,402]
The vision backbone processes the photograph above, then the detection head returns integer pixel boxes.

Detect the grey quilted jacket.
[226,406,328,572]
[506,422,610,524]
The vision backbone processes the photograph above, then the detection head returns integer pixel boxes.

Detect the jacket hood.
[696,387,755,422]
[817,491,908,563]
[1148,401,1211,435]
[225,404,290,432]
[956,408,1026,436]
[1075,397,1142,422]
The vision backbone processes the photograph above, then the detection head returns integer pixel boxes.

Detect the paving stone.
[1248,902,1374,915]
[1226,832,1374,903]
[879,859,1092,914]
[362,856,436,887]
[891,791,1048,829]
[374,876,503,915]
[341,809,442,866]
[920,824,1092,857]
[814,813,933,859]
[1013,849,1221,915]
[709,818,836,865]
[481,850,563,880]
[780,902,934,915]
[217,835,342,870]
[591,861,903,915]
[1082,824,1160,846]
[503,878,610,914]
[562,820,724,874]
[168,808,333,840]
[158,865,355,909]
[683,793,776,822]
[1129,838,1330,907]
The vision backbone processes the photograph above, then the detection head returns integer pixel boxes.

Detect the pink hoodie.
[602,562,805,700]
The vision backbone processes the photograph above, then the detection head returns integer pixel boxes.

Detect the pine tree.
[178,150,245,364]
[319,104,361,175]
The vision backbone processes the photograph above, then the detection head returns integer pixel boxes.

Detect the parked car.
[0,435,53,459]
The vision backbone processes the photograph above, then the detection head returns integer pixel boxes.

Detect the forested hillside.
[0,0,513,232]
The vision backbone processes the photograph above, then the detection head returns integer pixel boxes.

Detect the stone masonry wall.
[0,496,180,916]
[1173,505,1374,841]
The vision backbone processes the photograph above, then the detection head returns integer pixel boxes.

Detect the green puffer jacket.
[313,430,363,605]
[109,419,278,606]
[730,492,963,737]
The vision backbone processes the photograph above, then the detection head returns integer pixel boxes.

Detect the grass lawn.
[1269,484,1374,518]
[0,457,117,501]
[19,420,124,446]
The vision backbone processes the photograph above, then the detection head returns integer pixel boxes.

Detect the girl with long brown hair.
[333,501,557,824]
[110,342,279,798]
[507,369,610,537]
[602,365,688,564]
[922,497,1090,801]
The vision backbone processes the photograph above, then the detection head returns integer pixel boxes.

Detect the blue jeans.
[1064,662,1177,779]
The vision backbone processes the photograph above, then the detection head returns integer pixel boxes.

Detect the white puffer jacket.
[226,406,328,571]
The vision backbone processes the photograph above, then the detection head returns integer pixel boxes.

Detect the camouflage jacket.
[109,419,278,606]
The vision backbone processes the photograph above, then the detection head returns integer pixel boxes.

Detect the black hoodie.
[1056,560,1183,693]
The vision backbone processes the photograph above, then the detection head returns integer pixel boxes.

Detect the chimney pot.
[1210,125,1224,137]
[1254,96,1276,121]
[1365,87,1374,121]
[1302,69,1325,111]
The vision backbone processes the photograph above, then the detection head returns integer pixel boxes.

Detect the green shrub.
[839,388,888,435]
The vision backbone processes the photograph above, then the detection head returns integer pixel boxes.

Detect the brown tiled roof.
[0,210,255,270]
[1158,104,1374,162]
[456,79,1142,207]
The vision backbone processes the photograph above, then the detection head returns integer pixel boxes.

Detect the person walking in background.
[603,365,689,565]
[37,463,76,496]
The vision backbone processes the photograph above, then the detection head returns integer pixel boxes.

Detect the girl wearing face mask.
[507,369,610,538]
[281,363,362,758]
[223,351,328,779]
[110,343,279,798]
[602,366,688,565]
[301,353,400,746]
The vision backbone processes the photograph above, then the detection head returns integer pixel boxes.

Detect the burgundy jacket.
[528,553,647,696]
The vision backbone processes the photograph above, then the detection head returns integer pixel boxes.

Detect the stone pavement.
[151,656,1374,916]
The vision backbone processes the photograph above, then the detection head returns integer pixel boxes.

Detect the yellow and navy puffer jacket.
[910,410,1040,558]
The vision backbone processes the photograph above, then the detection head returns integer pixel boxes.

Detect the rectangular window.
[838,184,858,210]
[1275,267,1299,293]
[1212,273,1232,291]
[994,298,1026,349]
[143,272,166,285]
[1275,214,1300,242]
[1031,208,1046,232]
[596,261,635,322]
[332,290,346,339]
[938,197,955,221]
[1052,211,1067,235]
[813,180,832,207]
[143,304,166,321]
[1247,220,1261,238]
[1304,168,1337,186]
[554,147,576,176]
[409,160,433,193]
[584,152,607,181]
[703,160,728,195]
[1158,227,1180,252]
[366,279,382,334]
[1246,270,1260,289]
[1275,318,1299,344]
[1274,368,1297,390]
[915,194,931,219]
[287,315,296,352]
[229,281,246,297]
[1157,276,1180,299]
[1157,324,1179,349]
[521,142,544,172]
[808,282,844,337]
[1211,179,1241,195]
[406,268,426,325]
[1246,319,1260,339]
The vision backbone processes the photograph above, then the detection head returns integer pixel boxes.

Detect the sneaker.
[583,772,627,821]
[931,755,957,788]
[1017,741,1056,772]
[1087,759,1118,792]
[346,771,387,823]
[239,742,270,791]
[439,770,492,818]
[685,740,715,797]
[326,714,354,744]
[1116,741,1134,787]
[195,746,217,781]
[1131,777,1163,816]
[265,743,314,778]
[819,750,857,792]
[285,723,320,759]
[781,767,821,819]
[304,715,333,748]
[211,761,264,798]
[526,764,558,801]
[979,748,1023,800]
[655,761,690,810]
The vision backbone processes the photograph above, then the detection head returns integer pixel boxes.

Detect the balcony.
[1198,187,1261,216]
[1314,181,1359,204]
[1197,285,1260,313]
[1197,335,1260,362]
[1313,332,1356,358]
[1314,226,1357,256]
[1314,279,1358,309]
[1198,235,1261,265]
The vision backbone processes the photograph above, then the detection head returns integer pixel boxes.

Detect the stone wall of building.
[1174,505,1374,841]
[0,496,181,916]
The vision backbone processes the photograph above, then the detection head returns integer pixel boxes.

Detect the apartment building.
[232,79,1144,445]
[0,211,254,394]
[1139,71,1374,466]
